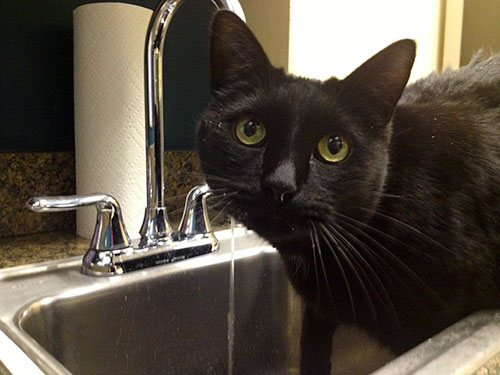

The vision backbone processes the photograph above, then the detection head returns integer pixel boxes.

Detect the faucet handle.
[138,206,173,248]
[26,193,131,251]
[178,184,214,236]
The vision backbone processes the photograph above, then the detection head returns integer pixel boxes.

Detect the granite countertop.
[475,356,500,375]
[0,231,88,269]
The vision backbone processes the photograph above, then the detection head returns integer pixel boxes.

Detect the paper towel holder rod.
[139,0,245,248]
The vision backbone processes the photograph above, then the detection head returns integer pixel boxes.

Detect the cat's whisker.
[336,218,417,279]
[333,220,399,281]
[310,221,339,321]
[349,205,455,256]
[332,211,438,262]
[316,222,357,324]
[206,191,240,223]
[208,200,233,225]
[205,189,237,202]
[335,216,448,311]
[328,223,399,327]
[308,221,322,305]
[319,222,377,324]
[160,190,232,221]
[205,191,239,211]
[327,225,380,301]
[162,190,236,221]
[332,222,402,330]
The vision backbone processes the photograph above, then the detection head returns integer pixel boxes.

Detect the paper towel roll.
[74,3,152,239]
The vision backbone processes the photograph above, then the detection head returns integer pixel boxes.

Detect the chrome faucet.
[140,0,245,248]
[26,0,246,276]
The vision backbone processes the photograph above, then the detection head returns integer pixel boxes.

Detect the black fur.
[197,11,500,374]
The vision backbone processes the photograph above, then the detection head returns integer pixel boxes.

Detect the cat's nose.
[262,161,297,203]
[262,182,296,203]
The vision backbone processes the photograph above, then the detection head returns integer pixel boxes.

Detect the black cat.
[197,10,500,375]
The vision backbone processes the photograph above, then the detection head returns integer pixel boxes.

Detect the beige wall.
[442,0,464,69]
[443,0,500,69]
[461,0,500,64]
[239,0,290,71]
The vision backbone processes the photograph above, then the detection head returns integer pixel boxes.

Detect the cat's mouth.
[224,190,325,235]
[205,179,335,234]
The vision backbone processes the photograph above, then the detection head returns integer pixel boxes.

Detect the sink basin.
[1,228,500,375]
[0,228,301,375]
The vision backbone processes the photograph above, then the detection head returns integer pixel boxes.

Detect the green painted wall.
[0,0,213,152]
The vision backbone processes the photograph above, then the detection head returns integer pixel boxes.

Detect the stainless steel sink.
[1,228,500,375]
[0,229,301,375]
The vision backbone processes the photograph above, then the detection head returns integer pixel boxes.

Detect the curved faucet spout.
[139,0,245,247]
[26,0,246,273]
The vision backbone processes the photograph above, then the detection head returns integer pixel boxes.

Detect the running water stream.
[227,216,236,375]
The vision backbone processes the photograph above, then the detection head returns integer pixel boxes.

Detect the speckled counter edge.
[0,231,88,268]
[0,150,204,238]
[474,353,500,375]
[0,152,76,237]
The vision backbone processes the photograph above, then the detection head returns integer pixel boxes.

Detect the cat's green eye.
[317,134,350,163]
[235,118,266,146]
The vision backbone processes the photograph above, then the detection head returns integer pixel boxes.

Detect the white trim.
[0,330,44,375]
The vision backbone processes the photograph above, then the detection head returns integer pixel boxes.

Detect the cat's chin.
[244,218,313,251]
[222,192,338,247]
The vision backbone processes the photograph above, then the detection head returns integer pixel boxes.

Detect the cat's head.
[197,11,415,246]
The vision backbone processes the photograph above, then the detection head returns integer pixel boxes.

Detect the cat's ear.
[337,39,416,124]
[210,10,272,93]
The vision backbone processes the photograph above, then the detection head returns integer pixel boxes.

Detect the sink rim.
[0,228,274,375]
[1,228,500,375]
